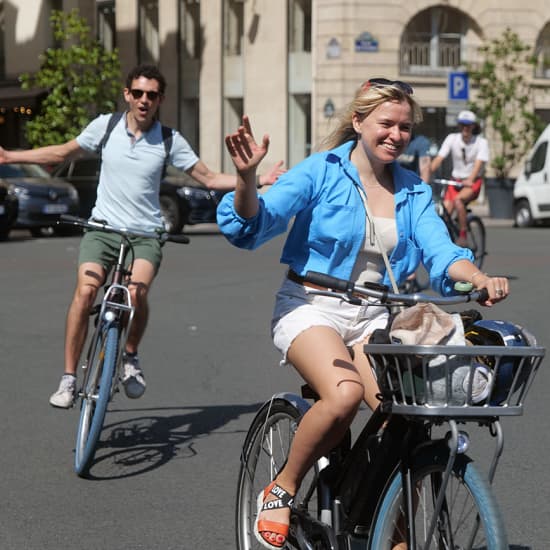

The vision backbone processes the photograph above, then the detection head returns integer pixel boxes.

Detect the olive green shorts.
[78,230,163,274]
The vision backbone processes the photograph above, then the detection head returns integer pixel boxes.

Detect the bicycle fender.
[272,392,312,417]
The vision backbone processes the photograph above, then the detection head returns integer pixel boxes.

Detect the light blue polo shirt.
[76,113,199,232]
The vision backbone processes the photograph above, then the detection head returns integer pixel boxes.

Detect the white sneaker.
[121,353,146,398]
[49,374,76,408]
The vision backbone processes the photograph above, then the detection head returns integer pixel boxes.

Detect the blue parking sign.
[448,72,469,101]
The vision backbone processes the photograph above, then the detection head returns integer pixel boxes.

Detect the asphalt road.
[1,224,549,549]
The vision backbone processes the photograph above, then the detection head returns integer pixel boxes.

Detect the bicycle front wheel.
[369,448,507,550]
[467,215,486,268]
[236,399,320,550]
[74,323,119,476]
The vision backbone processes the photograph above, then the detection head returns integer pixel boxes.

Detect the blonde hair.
[321,81,423,150]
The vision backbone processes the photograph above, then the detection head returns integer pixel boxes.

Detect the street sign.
[448,72,469,101]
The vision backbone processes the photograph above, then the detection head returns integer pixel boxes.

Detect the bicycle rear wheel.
[235,399,321,550]
[369,447,507,549]
[74,323,119,476]
[467,214,486,268]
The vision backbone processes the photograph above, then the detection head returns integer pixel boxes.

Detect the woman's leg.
[257,326,364,546]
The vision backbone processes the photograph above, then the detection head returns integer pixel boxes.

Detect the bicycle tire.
[74,323,119,476]
[369,446,507,549]
[467,214,486,269]
[236,399,321,550]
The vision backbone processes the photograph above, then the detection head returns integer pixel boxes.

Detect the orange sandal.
[254,481,295,549]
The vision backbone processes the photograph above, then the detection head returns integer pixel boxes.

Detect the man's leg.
[50,262,105,408]
[65,262,106,374]
[125,258,156,353]
[443,185,458,217]
[120,258,157,398]
[454,188,476,246]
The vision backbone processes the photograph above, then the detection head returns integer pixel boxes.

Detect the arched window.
[400,6,482,76]
[534,23,550,78]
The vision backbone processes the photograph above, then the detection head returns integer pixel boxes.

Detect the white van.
[513,124,550,227]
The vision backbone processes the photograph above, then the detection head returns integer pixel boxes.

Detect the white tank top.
[351,216,398,285]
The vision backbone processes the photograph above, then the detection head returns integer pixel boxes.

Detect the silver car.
[0,163,79,237]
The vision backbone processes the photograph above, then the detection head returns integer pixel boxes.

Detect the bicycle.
[236,271,544,549]
[432,177,486,269]
[58,214,189,477]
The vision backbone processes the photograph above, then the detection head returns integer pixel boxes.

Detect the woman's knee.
[325,378,364,420]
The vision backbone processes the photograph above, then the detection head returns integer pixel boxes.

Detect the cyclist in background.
[430,110,489,246]
[218,80,508,550]
[0,64,284,409]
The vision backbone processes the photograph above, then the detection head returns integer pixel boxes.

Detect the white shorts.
[271,277,390,366]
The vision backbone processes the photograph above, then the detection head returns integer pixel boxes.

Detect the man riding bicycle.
[0,64,283,408]
[430,110,489,247]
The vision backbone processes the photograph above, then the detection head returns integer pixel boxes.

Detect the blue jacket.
[217,141,473,295]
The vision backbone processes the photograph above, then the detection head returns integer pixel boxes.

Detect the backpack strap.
[98,112,173,178]
[160,124,173,179]
[97,111,124,153]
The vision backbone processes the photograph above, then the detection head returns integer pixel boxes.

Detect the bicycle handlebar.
[59,214,190,244]
[304,270,489,305]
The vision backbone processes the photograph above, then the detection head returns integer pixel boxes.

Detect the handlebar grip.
[59,214,84,224]
[476,288,489,302]
[304,271,355,293]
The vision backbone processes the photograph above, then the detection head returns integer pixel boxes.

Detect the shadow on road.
[79,402,262,480]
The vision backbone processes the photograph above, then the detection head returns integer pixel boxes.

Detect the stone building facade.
[1,0,550,176]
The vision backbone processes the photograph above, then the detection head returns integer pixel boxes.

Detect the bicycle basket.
[364,343,544,417]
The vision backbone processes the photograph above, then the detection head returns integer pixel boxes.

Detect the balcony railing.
[401,33,478,75]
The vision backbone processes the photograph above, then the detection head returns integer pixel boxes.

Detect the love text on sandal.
[254,481,295,549]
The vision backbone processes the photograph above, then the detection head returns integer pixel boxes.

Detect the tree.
[20,9,121,147]
[466,28,546,180]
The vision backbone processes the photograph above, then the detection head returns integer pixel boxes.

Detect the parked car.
[51,155,227,234]
[0,180,19,240]
[513,123,550,227]
[0,163,80,237]
[160,166,227,233]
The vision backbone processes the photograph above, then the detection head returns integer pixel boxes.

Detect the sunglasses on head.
[361,78,414,95]
[130,89,161,101]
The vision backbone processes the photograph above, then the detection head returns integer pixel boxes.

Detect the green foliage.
[466,28,546,179]
[19,9,121,147]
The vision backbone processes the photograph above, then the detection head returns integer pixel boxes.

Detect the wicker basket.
[364,344,545,417]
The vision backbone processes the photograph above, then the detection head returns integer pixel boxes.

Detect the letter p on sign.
[449,72,469,101]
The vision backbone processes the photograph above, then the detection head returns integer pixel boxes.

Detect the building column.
[199,0,223,170]
[159,0,179,129]
[244,0,287,172]
[116,0,138,79]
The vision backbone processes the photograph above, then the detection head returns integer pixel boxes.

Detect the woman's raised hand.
[225,115,270,177]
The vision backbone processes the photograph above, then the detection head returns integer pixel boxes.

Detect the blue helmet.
[465,320,535,404]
